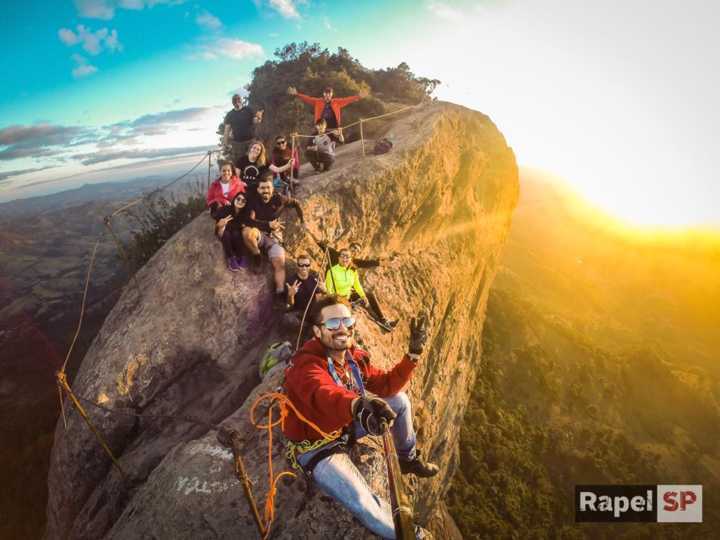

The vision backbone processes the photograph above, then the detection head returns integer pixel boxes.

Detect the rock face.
[46,102,518,539]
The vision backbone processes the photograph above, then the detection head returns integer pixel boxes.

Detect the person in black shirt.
[214,191,250,272]
[235,141,268,189]
[223,94,264,164]
[242,171,305,308]
[282,253,326,339]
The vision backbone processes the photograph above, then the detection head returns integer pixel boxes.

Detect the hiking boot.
[272,292,286,311]
[399,452,439,478]
[227,257,241,272]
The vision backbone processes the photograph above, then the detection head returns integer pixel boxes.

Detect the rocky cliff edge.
[46,102,519,539]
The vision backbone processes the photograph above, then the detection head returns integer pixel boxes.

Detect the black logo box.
[576,485,657,522]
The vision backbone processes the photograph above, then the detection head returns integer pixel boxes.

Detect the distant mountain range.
[448,169,720,538]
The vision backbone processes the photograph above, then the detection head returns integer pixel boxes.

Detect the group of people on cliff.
[206,85,437,540]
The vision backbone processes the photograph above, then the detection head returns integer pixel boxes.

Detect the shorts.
[257,231,285,259]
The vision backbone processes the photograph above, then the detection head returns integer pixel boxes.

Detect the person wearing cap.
[287,85,367,129]
[223,94,264,164]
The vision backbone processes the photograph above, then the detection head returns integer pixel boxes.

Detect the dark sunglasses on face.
[276,140,286,145]
[297,263,310,268]
[321,316,356,330]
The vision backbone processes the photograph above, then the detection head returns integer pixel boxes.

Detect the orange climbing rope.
[248,391,342,538]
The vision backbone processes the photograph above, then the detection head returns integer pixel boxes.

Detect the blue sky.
[1,0,719,227]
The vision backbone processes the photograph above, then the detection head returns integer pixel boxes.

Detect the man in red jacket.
[283,295,438,539]
[288,85,368,129]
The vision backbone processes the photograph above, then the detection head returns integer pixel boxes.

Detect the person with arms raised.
[283,295,437,539]
[288,85,367,130]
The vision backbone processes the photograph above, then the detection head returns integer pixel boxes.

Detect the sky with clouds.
[0,0,718,226]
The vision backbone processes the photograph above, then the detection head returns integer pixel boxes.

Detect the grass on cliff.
[125,182,207,272]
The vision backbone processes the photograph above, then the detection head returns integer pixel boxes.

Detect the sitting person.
[206,162,246,220]
[326,248,396,330]
[283,295,438,540]
[270,135,300,189]
[282,253,326,338]
[306,119,343,172]
[236,140,268,190]
[243,171,305,308]
[214,191,249,272]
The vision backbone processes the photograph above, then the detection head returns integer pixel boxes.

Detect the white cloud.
[74,0,115,20]
[426,1,464,22]
[71,54,98,78]
[220,39,264,59]
[323,16,335,31]
[196,10,222,30]
[191,39,264,61]
[58,25,122,55]
[268,0,300,19]
[58,28,80,45]
[74,0,185,20]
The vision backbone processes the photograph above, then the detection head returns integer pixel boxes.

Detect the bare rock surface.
[46,102,519,539]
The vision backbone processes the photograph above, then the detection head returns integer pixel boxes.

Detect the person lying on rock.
[282,253,326,339]
[288,84,367,130]
[214,191,249,272]
[206,161,246,220]
[283,295,438,540]
[326,248,397,331]
[243,171,305,308]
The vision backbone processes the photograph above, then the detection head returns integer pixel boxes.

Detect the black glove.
[352,396,396,436]
[409,315,428,355]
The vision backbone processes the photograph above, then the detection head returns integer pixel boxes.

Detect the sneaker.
[415,525,433,540]
[399,452,439,478]
[227,257,239,272]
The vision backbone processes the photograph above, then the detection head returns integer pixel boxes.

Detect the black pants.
[350,290,387,322]
[221,227,246,259]
[306,149,334,171]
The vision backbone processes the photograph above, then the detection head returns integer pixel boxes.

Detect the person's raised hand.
[287,86,297,96]
[409,314,428,356]
[288,280,301,298]
[269,219,285,231]
[219,215,233,227]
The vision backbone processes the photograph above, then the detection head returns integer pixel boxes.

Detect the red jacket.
[282,338,416,443]
[206,176,245,208]
[294,93,361,127]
